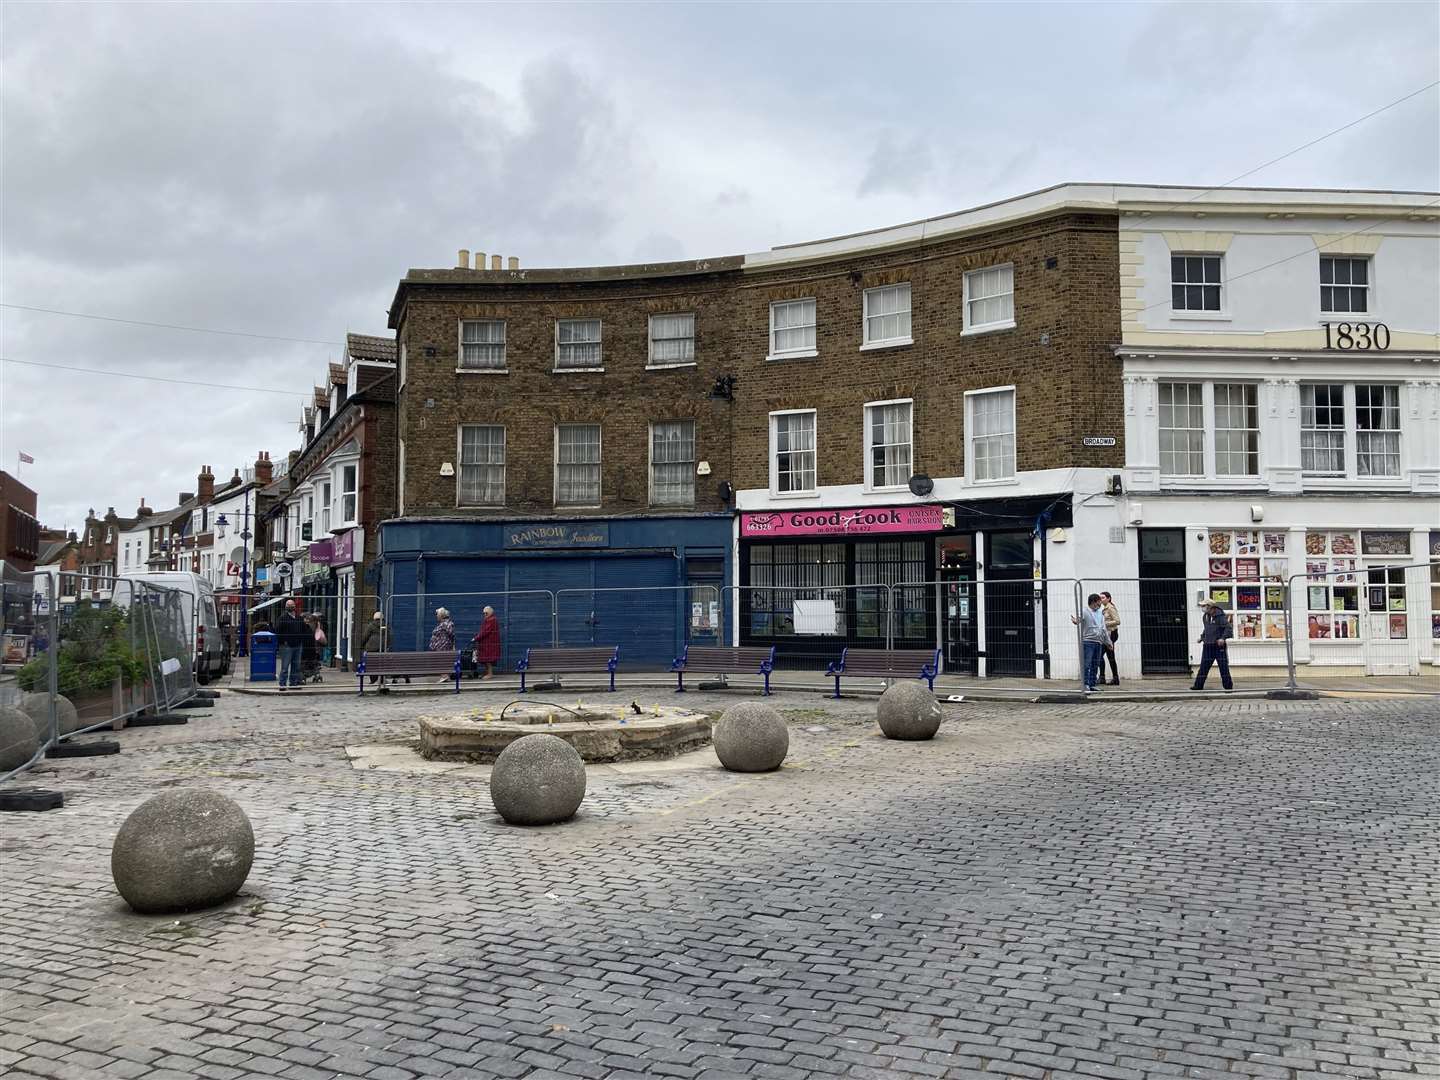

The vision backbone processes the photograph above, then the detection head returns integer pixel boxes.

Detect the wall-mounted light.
[1250,504,1264,522]
[707,375,737,401]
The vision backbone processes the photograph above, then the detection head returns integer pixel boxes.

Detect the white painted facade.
[729,184,1439,682]
[1113,190,1440,678]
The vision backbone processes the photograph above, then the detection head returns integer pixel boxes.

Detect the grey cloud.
[858,130,936,197]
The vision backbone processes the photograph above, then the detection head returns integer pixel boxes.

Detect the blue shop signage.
[505,522,611,549]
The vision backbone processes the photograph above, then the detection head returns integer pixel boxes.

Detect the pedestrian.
[472,605,500,680]
[1070,593,1109,692]
[275,600,307,690]
[1191,600,1234,691]
[1098,590,1121,686]
[429,607,456,683]
[312,615,329,666]
[300,614,321,679]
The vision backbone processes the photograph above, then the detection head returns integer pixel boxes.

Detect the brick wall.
[390,210,1121,514]
[395,270,741,517]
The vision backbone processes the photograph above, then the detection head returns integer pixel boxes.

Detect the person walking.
[1071,593,1109,692]
[275,600,307,691]
[429,607,456,683]
[1098,590,1122,686]
[1191,600,1234,691]
[472,605,500,680]
[359,611,388,686]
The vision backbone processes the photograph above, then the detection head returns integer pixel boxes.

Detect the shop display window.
[1207,530,1289,640]
[1305,531,1361,639]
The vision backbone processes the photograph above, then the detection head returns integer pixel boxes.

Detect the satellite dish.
[229,546,247,564]
[908,473,934,497]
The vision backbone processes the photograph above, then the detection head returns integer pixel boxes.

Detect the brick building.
[254,334,397,665]
[1,471,40,573]
[383,186,1131,673]
[385,252,741,666]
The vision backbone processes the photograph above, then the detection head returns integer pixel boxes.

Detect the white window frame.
[458,319,507,372]
[647,313,697,369]
[965,386,1017,483]
[338,462,359,526]
[398,341,406,390]
[1170,252,1227,317]
[767,299,818,361]
[554,319,603,371]
[863,399,913,491]
[1319,255,1372,316]
[397,438,406,516]
[861,285,912,350]
[1157,381,1206,478]
[768,409,818,497]
[457,425,506,507]
[299,490,314,543]
[554,424,602,507]
[961,264,1015,336]
[1301,382,1403,482]
[1212,382,1259,478]
[319,479,332,535]
[649,419,696,506]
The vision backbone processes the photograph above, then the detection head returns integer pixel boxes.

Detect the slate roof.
[346,333,396,363]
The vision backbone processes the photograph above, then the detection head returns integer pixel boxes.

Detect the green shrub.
[16,602,148,697]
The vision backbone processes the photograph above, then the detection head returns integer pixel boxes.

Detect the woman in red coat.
[472,605,501,680]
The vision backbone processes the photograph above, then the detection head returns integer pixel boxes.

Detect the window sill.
[649,502,697,510]
[331,524,358,534]
[860,338,913,352]
[961,320,1016,338]
[554,504,603,510]
[457,504,506,510]
[766,349,819,362]
[965,477,1019,488]
[767,490,821,499]
[1168,312,1232,322]
[552,367,606,374]
[456,367,509,375]
[864,484,910,495]
[646,361,698,371]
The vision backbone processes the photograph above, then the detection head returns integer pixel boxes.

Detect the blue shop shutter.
[580,557,681,670]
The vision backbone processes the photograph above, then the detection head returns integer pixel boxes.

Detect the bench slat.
[517,646,620,692]
[824,647,940,699]
[671,645,775,696]
[357,651,461,695]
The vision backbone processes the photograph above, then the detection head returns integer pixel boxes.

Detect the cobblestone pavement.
[1,690,1437,1079]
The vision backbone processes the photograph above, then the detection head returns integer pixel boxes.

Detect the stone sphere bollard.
[111,790,255,914]
[0,705,40,773]
[21,692,80,741]
[713,702,788,772]
[490,733,587,826]
[876,681,944,740]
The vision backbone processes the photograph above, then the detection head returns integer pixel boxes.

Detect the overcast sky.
[2,1,1437,533]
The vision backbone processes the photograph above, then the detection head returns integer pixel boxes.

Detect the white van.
[118,571,228,684]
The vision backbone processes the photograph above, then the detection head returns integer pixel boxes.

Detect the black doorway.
[1138,528,1190,674]
[984,530,1035,677]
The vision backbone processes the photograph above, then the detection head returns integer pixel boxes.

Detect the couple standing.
[1073,591,1121,692]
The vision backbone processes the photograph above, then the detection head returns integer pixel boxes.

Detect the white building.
[1108,186,1439,678]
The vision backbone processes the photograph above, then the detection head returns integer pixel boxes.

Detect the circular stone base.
[418,702,711,764]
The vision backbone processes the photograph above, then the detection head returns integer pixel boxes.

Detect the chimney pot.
[474,251,486,270]
[490,254,501,271]
[508,256,519,270]
[457,248,469,269]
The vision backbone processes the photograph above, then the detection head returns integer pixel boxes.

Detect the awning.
[247,595,290,616]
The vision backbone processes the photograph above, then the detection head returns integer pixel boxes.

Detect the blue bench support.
[824,648,941,699]
[670,645,777,696]
[357,651,461,694]
[516,646,620,694]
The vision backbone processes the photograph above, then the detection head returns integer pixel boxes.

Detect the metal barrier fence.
[558,586,720,670]
[722,583,896,671]
[384,591,556,674]
[2,567,199,785]
[1286,560,1438,691]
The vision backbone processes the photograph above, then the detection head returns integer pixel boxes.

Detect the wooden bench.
[517,646,620,693]
[824,647,941,699]
[671,645,777,696]
[357,651,461,694]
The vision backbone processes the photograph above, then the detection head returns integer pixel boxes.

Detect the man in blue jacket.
[1191,601,1234,691]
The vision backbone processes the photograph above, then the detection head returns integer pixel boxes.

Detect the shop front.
[736,496,1072,677]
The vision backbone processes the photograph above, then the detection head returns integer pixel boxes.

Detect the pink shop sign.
[741,505,946,538]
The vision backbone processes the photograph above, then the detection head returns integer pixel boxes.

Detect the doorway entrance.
[1363,566,1413,675]
[1138,528,1189,674]
[984,531,1035,677]
[938,536,977,676]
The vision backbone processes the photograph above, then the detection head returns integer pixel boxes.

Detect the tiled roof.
[38,539,74,564]
[328,363,347,386]
[346,332,396,363]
